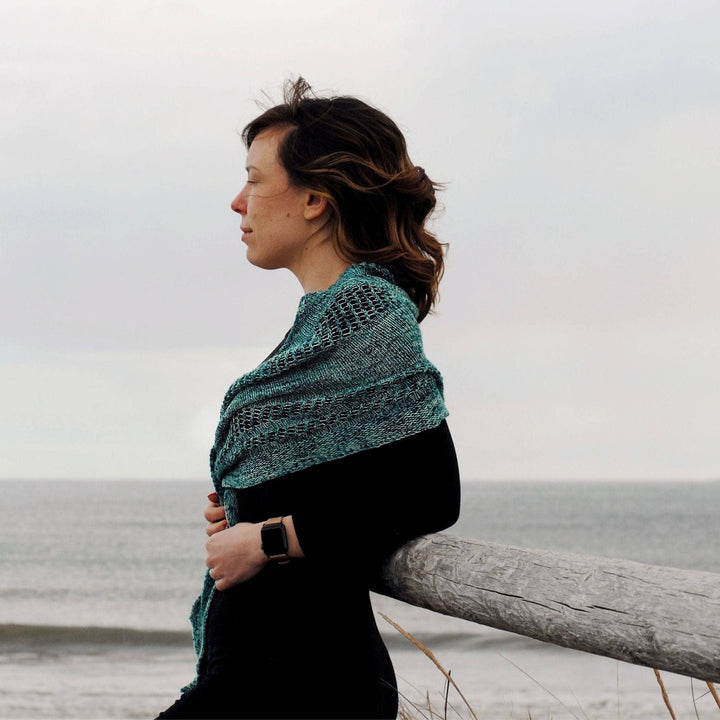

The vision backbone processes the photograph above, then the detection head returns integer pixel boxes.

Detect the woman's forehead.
[246,127,288,169]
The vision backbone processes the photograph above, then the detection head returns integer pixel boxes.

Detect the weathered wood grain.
[375,534,720,682]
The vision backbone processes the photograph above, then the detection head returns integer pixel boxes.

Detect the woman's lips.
[241,227,252,242]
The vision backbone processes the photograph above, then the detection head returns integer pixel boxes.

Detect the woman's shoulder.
[323,263,417,324]
[334,262,403,295]
[279,263,422,361]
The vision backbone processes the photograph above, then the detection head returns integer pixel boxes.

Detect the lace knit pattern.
[209,262,448,498]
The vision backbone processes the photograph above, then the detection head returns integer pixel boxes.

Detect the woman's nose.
[231,191,246,215]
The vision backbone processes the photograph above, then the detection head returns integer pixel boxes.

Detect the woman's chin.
[245,249,281,272]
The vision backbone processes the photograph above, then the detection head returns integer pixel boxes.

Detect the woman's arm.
[204,420,460,590]
[291,420,460,572]
[204,498,304,591]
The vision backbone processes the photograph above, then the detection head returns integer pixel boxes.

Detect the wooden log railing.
[375,534,720,682]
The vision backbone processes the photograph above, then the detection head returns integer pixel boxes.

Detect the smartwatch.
[261,517,290,564]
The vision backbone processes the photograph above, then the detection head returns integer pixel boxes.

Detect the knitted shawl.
[187,262,447,684]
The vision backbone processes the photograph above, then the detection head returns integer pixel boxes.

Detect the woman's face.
[230,128,314,273]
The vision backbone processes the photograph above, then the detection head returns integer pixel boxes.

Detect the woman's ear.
[303,193,328,221]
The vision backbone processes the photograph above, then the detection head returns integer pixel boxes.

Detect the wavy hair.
[242,78,446,321]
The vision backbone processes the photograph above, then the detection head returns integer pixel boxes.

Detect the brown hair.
[242,77,446,321]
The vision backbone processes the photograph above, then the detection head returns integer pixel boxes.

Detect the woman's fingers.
[206,518,228,537]
[205,502,226,523]
[204,492,227,536]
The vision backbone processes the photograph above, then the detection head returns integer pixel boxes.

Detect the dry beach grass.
[382,614,720,720]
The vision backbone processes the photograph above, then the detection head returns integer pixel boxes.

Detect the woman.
[157,78,460,719]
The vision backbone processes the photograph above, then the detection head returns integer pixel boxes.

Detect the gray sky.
[2,0,719,480]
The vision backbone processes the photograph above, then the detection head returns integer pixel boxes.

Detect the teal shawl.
[187,263,447,683]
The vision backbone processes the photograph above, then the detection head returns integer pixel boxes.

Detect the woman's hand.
[203,492,304,591]
[206,521,267,591]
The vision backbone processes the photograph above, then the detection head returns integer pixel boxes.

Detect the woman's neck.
[292,242,351,294]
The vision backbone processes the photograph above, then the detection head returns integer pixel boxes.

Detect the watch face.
[261,523,288,557]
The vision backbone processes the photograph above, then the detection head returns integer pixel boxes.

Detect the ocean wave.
[0,623,539,654]
[381,629,543,653]
[0,623,190,646]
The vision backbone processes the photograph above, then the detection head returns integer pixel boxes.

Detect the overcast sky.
[2,0,719,481]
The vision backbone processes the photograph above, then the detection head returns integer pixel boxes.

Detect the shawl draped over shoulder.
[187,262,448,681]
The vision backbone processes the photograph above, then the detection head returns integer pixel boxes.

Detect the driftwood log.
[375,534,720,682]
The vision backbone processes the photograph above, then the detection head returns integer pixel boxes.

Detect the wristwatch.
[261,517,290,564]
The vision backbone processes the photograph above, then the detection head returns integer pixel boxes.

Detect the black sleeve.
[289,420,461,574]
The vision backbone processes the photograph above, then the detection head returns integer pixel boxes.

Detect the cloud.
[2,0,719,478]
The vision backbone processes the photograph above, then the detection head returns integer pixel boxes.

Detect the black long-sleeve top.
[162,420,460,720]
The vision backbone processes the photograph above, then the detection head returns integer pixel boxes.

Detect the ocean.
[1,479,718,719]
